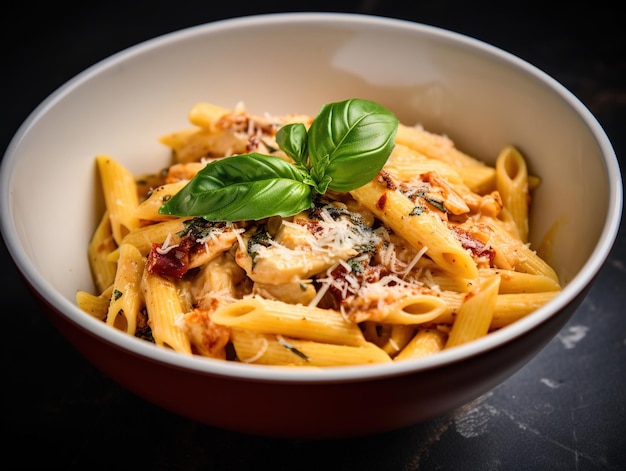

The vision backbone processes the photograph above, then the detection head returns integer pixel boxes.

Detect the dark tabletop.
[3,2,625,470]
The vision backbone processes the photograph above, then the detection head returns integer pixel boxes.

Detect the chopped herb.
[347,257,365,274]
[178,217,228,240]
[277,336,310,362]
[261,138,279,153]
[410,205,425,216]
[247,225,272,267]
[424,197,448,213]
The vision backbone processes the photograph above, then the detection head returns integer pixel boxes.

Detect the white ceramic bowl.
[1,13,622,438]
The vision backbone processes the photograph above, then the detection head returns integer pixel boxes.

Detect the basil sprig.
[159,98,398,221]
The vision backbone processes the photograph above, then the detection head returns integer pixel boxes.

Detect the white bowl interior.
[1,13,621,381]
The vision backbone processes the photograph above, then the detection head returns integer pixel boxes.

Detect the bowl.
[1,12,621,439]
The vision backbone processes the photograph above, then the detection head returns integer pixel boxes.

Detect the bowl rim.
[1,12,623,384]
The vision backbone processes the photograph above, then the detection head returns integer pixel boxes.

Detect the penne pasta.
[394,123,496,193]
[105,243,145,335]
[230,330,391,366]
[351,179,478,279]
[482,216,559,281]
[88,210,118,293]
[432,290,559,328]
[478,267,561,293]
[211,297,367,347]
[76,285,114,321]
[159,127,247,163]
[188,102,232,129]
[117,218,191,256]
[361,293,448,325]
[496,145,529,243]
[141,270,192,354]
[362,322,417,356]
[135,181,189,222]
[384,144,465,185]
[96,154,141,244]
[394,328,447,361]
[445,275,501,348]
[79,100,562,368]
[490,291,560,328]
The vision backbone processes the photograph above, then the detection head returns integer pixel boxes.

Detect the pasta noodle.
[230,330,391,366]
[210,297,368,347]
[87,210,117,292]
[495,145,529,243]
[76,100,562,367]
[394,328,447,361]
[105,243,144,335]
[96,154,141,244]
[141,269,192,354]
[350,180,479,279]
[445,275,501,348]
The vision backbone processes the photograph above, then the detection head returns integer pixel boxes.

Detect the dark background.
[3,2,625,470]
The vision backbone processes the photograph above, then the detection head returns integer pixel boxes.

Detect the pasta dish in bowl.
[78,99,562,367]
[0,13,620,438]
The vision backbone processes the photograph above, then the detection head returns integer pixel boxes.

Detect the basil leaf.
[159,153,313,221]
[307,99,398,192]
[309,154,332,194]
[158,98,399,222]
[276,123,308,167]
